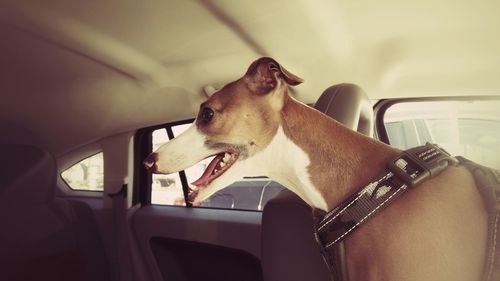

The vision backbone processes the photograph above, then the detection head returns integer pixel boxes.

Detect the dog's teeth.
[220,162,226,167]
[214,169,218,174]
[223,153,231,162]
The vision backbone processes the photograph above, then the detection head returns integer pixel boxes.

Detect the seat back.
[261,84,373,281]
[0,123,109,281]
[0,143,84,281]
[315,83,373,136]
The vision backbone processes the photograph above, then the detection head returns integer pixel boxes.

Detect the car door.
[129,121,285,281]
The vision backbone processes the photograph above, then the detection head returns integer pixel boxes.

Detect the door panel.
[151,237,262,281]
[131,206,262,281]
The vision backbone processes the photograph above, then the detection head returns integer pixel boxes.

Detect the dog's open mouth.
[189,152,239,201]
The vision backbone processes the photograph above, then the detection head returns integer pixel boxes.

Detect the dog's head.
[143,57,303,203]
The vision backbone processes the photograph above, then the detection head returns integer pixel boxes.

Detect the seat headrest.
[314,83,373,136]
[0,144,56,203]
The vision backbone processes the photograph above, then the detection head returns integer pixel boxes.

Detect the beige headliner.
[1,0,499,156]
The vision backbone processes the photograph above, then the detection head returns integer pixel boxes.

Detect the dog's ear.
[245,57,303,94]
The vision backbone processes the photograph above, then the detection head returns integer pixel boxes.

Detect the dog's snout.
[143,153,158,171]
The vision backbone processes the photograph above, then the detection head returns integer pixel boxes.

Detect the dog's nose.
[143,153,158,171]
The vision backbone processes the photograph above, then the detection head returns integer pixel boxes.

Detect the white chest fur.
[246,126,329,211]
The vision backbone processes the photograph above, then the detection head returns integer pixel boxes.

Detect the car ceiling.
[1,0,499,157]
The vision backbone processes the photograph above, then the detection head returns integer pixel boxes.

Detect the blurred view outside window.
[150,123,284,210]
[150,127,187,206]
[384,100,500,169]
[62,152,104,191]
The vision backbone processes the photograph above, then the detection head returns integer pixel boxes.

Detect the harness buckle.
[388,143,458,187]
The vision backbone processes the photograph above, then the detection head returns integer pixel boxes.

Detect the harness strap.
[313,209,348,281]
[313,143,459,281]
[314,171,408,247]
[457,157,500,281]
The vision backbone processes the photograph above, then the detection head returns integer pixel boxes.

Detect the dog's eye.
[200,107,214,122]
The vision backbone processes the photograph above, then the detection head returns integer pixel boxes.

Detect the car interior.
[1,1,499,281]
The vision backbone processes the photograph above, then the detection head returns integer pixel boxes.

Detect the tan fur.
[218,59,487,281]
[196,80,283,159]
[205,58,487,280]
[147,57,488,281]
[280,95,487,281]
[346,166,487,281]
[280,95,401,209]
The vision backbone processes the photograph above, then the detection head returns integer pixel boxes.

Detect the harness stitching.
[325,183,408,248]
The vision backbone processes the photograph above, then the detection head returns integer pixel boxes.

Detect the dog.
[144,57,487,281]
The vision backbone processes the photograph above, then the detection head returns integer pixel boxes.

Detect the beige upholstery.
[315,83,374,136]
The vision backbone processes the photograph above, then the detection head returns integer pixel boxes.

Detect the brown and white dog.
[144,57,487,281]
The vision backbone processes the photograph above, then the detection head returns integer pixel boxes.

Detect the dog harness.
[313,143,500,281]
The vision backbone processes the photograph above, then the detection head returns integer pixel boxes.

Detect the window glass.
[150,123,285,210]
[62,152,104,191]
[151,128,186,206]
[384,100,500,169]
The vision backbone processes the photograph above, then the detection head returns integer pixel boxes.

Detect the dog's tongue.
[191,153,224,187]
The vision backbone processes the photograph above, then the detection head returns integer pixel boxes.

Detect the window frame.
[133,118,195,206]
[373,96,500,145]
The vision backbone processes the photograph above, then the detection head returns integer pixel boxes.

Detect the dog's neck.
[253,94,487,281]
[264,95,400,211]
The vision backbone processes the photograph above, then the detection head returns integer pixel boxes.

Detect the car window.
[61,152,104,191]
[383,99,500,169]
[150,122,285,211]
[151,128,186,205]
